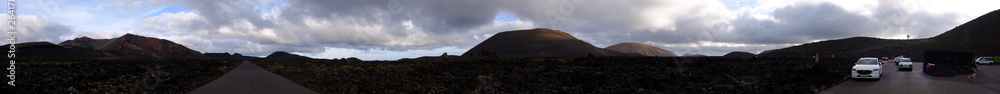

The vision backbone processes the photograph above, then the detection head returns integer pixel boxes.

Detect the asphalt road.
[822,62,1000,94]
[189,61,319,94]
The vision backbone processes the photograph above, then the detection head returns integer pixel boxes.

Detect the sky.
[2,0,999,60]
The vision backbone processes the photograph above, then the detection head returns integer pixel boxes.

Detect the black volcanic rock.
[723,51,756,58]
[604,42,677,57]
[760,9,1000,61]
[1,42,115,59]
[265,51,313,59]
[462,28,628,57]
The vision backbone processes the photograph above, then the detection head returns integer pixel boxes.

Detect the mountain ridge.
[759,9,1000,61]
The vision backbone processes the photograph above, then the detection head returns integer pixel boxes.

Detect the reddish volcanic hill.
[462,28,627,57]
[58,34,206,59]
[604,42,677,57]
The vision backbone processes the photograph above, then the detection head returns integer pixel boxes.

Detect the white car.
[897,58,913,69]
[892,56,906,65]
[852,58,883,80]
[976,57,994,65]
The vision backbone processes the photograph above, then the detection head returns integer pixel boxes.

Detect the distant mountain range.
[2,34,312,59]
[2,34,206,59]
[760,9,1000,61]
[204,52,259,59]
[1,42,114,59]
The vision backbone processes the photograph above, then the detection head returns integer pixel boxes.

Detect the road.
[189,61,319,94]
[822,62,1000,94]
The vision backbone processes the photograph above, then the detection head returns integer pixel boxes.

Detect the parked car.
[893,56,906,65]
[976,57,994,65]
[897,58,913,70]
[881,57,889,63]
[852,58,883,80]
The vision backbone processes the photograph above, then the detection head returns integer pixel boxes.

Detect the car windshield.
[900,59,911,62]
[856,59,878,65]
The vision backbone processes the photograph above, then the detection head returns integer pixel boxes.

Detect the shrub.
[994,56,999,63]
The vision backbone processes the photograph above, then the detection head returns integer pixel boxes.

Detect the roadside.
[822,62,1000,94]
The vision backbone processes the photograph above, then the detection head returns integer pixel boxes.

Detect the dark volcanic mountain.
[604,42,677,57]
[759,9,1000,61]
[723,51,756,58]
[265,51,313,59]
[1,42,115,59]
[205,52,260,59]
[462,28,629,57]
[57,34,207,59]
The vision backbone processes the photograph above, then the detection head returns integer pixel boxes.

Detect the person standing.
[812,52,819,67]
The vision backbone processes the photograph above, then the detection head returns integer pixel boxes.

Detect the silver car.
[897,58,913,69]
[976,57,994,65]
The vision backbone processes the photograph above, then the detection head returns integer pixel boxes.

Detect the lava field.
[255,57,855,93]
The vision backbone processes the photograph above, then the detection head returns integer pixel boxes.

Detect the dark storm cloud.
[257,0,502,34]
[725,2,880,44]
[128,0,537,56]
[551,1,965,46]
[177,0,278,30]
[715,1,962,44]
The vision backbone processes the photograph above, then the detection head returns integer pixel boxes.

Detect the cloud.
[18,0,996,58]
[512,0,982,55]
[0,14,73,44]
[123,0,545,56]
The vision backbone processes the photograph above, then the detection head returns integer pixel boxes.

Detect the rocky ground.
[0,59,238,93]
[0,57,855,93]
[254,57,855,93]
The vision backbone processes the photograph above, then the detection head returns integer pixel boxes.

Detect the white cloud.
[0,15,73,43]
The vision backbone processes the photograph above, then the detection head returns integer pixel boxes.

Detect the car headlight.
[873,69,880,71]
[852,69,857,71]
